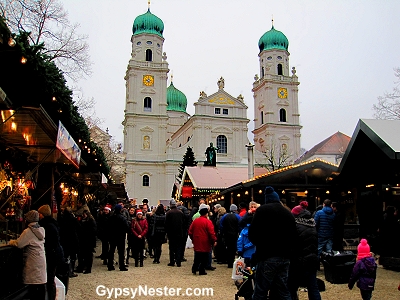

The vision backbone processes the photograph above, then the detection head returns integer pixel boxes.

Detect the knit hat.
[230,204,238,212]
[38,204,52,217]
[136,210,143,215]
[170,199,177,206]
[25,210,39,223]
[114,204,122,212]
[264,186,280,204]
[357,238,371,260]
[104,205,112,211]
[199,203,209,211]
[291,201,309,216]
[214,204,221,210]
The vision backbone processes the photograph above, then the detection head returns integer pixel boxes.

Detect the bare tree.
[1,0,91,81]
[373,68,400,120]
[256,141,292,172]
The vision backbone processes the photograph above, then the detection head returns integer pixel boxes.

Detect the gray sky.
[62,0,400,151]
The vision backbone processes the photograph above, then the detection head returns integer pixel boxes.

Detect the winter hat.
[239,202,247,209]
[264,186,280,204]
[357,238,371,260]
[38,204,52,217]
[136,210,143,215]
[25,210,39,223]
[291,201,309,216]
[230,204,238,212]
[170,199,177,206]
[114,204,122,212]
[199,203,209,211]
[214,204,221,210]
[104,205,112,211]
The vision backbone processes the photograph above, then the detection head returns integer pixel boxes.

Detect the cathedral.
[122,5,301,204]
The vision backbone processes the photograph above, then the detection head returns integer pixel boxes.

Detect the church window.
[144,97,152,111]
[137,41,142,46]
[261,67,264,77]
[146,49,152,61]
[157,43,160,47]
[217,135,227,154]
[143,175,150,186]
[277,56,282,60]
[215,108,221,114]
[146,41,152,45]
[267,56,272,60]
[277,64,283,75]
[279,108,287,122]
[223,109,228,115]
[261,111,264,124]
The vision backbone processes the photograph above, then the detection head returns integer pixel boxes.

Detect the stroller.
[234,267,255,300]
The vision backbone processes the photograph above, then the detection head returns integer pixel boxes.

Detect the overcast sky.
[62,0,400,151]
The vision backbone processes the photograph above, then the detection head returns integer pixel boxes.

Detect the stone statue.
[204,142,219,166]
[217,77,225,90]
[143,135,150,149]
[199,91,207,98]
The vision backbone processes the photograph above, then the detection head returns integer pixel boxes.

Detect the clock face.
[278,87,288,99]
[143,75,154,86]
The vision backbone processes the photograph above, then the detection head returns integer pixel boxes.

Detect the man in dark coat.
[59,207,80,277]
[97,205,111,265]
[177,201,191,262]
[107,204,130,271]
[38,205,64,300]
[249,186,297,300]
[219,204,240,268]
[165,199,185,267]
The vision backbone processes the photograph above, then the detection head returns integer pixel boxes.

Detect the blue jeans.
[252,257,291,300]
[289,269,321,300]
[317,237,333,258]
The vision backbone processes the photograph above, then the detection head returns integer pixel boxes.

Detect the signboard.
[181,186,193,198]
[56,121,81,168]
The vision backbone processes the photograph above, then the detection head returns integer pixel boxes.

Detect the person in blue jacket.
[237,222,256,267]
[314,199,335,258]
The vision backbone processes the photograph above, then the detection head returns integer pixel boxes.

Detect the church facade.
[122,6,301,204]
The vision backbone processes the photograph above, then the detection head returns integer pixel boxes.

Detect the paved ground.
[67,244,400,300]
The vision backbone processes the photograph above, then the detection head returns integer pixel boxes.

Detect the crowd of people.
[6,188,400,300]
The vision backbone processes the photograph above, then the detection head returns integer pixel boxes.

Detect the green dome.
[167,82,187,112]
[258,26,289,52]
[132,9,164,37]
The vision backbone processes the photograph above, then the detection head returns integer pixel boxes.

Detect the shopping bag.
[232,257,246,280]
[186,236,194,248]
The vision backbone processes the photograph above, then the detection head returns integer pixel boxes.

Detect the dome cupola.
[132,8,164,38]
[167,82,187,112]
[258,25,289,53]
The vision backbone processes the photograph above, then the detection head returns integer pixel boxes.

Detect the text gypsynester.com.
[96,285,215,298]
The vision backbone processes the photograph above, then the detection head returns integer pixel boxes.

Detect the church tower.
[252,23,302,164]
[123,4,169,201]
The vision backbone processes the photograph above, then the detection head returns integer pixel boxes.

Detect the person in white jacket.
[9,210,47,300]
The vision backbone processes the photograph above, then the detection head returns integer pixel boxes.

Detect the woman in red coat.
[188,204,217,275]
[131,210,148,267]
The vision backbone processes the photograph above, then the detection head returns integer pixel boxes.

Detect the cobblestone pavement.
[67,244,400,300]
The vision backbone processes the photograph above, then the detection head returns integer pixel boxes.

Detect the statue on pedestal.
[204,142,218,166]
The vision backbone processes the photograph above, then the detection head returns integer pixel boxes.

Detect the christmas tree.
[178,147,197,179]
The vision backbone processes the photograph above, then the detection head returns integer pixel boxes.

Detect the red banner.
[181,186,192,198]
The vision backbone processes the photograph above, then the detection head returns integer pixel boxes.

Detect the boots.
[135,260,139,267]
[140,259,143,267]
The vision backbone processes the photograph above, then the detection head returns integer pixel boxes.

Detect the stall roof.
[338,119,400,184]
[182,166,251,190]
[222,159,339,194]
[0,106,85,166]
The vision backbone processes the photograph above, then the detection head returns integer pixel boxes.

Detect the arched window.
[142,175,149,186]
[277,64,283,75]
[279,108,287,122]
[261,111,264,124]
[217,135,227,154]
[144,97,152,111]
[261,67,265,78]
[146,49,152,62]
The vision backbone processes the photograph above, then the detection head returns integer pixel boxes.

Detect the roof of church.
[258,25,289,52]
[167,82,187,112]
[295,131,351,164]
[132,9,164,37]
